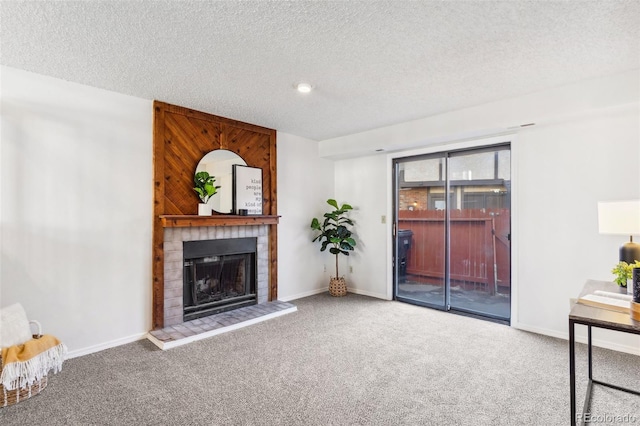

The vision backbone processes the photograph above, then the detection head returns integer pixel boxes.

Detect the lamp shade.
[598,200,640,235]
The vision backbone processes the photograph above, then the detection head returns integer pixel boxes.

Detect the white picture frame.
[233,165,263,215]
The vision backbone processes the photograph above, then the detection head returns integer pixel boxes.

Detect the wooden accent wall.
[152,101,277,329]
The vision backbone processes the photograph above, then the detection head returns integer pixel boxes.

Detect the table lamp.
[598,200,640,263]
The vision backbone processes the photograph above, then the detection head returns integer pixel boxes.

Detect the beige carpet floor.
[1,292,638,425]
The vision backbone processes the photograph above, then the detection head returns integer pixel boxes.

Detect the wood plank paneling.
[152,101,278,329]
[268,131,278,301]
[152,104,166,330]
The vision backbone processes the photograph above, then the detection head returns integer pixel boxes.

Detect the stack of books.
[577,290,632,314]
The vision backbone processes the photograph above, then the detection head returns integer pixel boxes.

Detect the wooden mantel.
[160,215,280,227]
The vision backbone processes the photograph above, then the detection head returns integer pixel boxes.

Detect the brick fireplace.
[163,224,270,327]
[149,215,289,350]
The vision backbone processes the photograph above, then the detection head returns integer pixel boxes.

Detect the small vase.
[198,203,211,216]
[618,284,628,294]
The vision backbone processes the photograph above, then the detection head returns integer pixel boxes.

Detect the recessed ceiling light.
[296,83,313,93]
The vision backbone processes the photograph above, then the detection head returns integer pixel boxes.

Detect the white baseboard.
[513,322,640,356]
[587,338,640,356]
[348,287,391,300]
[511,322,567,340]
[65,332,149,359]
[280,287,390,301]
[279,287,327,301]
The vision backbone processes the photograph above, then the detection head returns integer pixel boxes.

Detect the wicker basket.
[1,321,48,408]
[329,277,347,297]
[0,373,48,408]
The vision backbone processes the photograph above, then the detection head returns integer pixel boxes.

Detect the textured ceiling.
[1,1,638,141]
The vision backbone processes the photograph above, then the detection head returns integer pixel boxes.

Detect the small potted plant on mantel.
[611,260,640,293]
[311,199,357,297]
[193,171,220,216]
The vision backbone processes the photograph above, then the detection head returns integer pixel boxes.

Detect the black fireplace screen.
[183,238,257,321]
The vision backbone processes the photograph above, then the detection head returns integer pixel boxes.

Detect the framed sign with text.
[232,165,263,215]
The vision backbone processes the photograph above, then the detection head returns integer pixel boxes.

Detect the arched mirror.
[195,149,247,214]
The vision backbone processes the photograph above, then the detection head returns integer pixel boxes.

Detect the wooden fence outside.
[398,209,510,294]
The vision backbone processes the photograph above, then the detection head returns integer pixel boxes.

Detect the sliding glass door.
[393,145,511,322]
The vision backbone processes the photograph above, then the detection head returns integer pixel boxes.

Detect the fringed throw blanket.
[1,335,66,391]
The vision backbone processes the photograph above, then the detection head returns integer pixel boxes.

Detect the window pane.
[449,151,494,180]
[498,150,510,180]
[396,156,446,310]
[448,149,510,321]
[403,158,441,182]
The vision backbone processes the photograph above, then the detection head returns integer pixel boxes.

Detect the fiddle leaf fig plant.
[311,199,357,279]
[611,260,640,286]
[193,171,221,204]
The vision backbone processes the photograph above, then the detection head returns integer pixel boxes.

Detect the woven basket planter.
[329,277,347,297]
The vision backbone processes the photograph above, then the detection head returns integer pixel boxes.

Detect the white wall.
[516,105,640,352]
[277,132,335,300]
[334,155,390,299]
[1,67,154,356]
[325,71,640,354]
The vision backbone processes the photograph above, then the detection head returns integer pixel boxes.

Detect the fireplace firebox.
[183,238,257,321]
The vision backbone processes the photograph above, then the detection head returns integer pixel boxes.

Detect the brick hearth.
[148,300,296,350]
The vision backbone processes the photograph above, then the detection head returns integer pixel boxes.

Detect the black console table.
[569,280,640,425]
